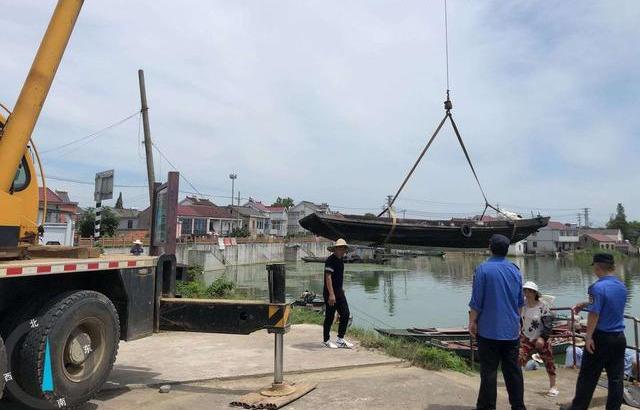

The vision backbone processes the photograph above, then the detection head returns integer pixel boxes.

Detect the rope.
[446,113,489,205]
[349,302,396,329]
[444,0,450,92]
[378,113,448,217]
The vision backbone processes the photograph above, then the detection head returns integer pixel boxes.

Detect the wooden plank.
[231,383,316,409]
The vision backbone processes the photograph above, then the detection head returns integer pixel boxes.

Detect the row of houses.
[38,186,334,240]
[511,221,637,255]
[169,197,332,239]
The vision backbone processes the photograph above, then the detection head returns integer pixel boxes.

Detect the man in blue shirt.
[469,234,525,410]
[563,253,628,410]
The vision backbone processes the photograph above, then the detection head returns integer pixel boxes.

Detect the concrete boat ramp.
[5,324,630,409]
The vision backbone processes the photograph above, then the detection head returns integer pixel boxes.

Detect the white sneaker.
[335,338,354,349]
[323,340,338,349]
[546,387,559,397]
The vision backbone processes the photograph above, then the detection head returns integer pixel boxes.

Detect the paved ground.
[2,325,634,409]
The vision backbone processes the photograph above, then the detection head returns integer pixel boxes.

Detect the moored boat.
[375,327,470,342]
[301,255,388,264]
[299,213,549,248]
[427,337,573,360]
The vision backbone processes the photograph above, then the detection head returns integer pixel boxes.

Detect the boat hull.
[300,213,549,248]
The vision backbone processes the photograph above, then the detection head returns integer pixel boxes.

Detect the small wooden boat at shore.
[375,327,470,342]
[301,255,388,264]
[299,213,549,248]
[427,337,574,360]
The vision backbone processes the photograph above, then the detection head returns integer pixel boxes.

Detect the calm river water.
[205,255,640,333]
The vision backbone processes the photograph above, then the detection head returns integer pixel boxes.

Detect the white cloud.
[1,0,638,225]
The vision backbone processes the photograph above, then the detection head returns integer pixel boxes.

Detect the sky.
[2,1,639,226]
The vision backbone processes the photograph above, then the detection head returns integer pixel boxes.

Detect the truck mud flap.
[159,298,291,335]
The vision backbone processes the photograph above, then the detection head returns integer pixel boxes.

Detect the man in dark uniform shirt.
[563,253,628,410]
[323,238,353,349]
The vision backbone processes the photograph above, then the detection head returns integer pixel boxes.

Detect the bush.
[176,280,208,298]
[185,265,205,281]
[206,275,235,298]
[229,227,250,238]
[176,265,235,299]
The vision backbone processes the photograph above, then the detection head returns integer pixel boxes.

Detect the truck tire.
[18,290,120,407]
[0,336,6,399]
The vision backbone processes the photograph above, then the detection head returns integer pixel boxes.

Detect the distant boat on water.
[299,213,549,249]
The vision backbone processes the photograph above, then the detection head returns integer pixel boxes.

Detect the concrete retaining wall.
[102,241,331,271]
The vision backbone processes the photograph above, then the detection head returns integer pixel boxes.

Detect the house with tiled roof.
[176,197,240,237]
[525,221,579,254]
[236,205,269,238]
[287,201,331,236]
[244,199,288,237]
[38,187,79,224]
[580,232,618,251]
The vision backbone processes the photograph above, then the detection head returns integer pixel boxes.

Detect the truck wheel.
[0,336,6,399]
[19,290,120,407]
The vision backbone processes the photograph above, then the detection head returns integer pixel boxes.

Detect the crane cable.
[379,0,507,222]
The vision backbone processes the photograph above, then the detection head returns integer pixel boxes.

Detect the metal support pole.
[274,332,284,384]
[263,263,296,396]
[138,69,156,207]
[571,309,577,368]
[634,317,639,382]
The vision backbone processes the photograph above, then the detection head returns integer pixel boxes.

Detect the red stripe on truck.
[108,261,119,268]
[127,261,136,267]
[64,264,76,271]
[88,262,99,269]
[37,266,52,273]
[6,267,23,275]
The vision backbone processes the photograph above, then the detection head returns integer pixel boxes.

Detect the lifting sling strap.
[379,95,513,231]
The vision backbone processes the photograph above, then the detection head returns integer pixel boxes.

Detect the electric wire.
[40,111,140,155]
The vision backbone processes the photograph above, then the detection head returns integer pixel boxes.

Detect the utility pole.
[584,207,590,228]
[577,213,582,228]
[229,174,237,207]
[138,69,156,207]
[237,191,241,231]
[386,195,393,217]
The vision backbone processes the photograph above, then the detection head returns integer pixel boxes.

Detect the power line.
[40,111,140,155]
[46,175,147,188]
[151,141,202,196]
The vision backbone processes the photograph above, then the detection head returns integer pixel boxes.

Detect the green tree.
[78,207,120,238]
[271,197,294,209]
[626,220,640,245]
[607,203,629,239]
[115,192,123,209]
[229,226,250,238]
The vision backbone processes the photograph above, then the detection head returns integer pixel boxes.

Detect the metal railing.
[550,307,640,382]
[625,314,640,382]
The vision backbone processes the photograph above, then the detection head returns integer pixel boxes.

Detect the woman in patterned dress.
[519,281,558,397]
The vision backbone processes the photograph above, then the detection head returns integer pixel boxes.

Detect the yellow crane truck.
[0,1,291,408]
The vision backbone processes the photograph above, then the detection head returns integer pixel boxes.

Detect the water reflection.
[204,256,640,330]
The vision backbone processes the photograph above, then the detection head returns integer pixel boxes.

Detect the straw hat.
[523,281,540,296]
[133,239,143,245]
[328,238,351,252]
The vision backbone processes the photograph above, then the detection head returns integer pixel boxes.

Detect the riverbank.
[290,307,469,372]
[76,324,623,409]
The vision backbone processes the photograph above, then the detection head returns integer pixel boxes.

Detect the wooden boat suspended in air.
[299,213,549,248]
